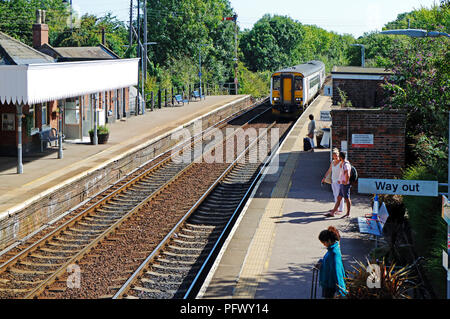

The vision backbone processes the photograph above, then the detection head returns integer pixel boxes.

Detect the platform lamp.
[351,44,365,67]
[142,42,157,114]
[380,27,450,299]
[198,44,207,98]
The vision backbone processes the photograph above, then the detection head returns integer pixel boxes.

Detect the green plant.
[89,125,109,135]
[337,87,353,107]
[344,258,416,299]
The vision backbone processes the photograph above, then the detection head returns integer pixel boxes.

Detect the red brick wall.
[332,79,387,108]
[330,108,406,180]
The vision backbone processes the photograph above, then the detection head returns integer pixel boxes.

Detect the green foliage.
[237,62,270,98]
[239,15,353,73]
[147,0,235,84]
[239,14,303,72]
[384,4,450,33]
[0,0,69,45]
[52,13,129,57]
[344,258,416,299]
[402,164,447,297]
[88,125,109,135]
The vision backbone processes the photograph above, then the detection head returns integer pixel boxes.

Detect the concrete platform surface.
[200,96,374,299]
[0,95,247,217]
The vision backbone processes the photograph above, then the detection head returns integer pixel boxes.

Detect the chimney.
[32,9,49,49]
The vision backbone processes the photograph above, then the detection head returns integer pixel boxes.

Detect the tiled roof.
[0,32,54,65]
[48,44,119,60]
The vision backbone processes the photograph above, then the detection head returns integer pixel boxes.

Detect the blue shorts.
[339,184,351,199]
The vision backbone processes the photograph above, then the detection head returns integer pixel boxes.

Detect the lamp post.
[141,41,157,114]
[381,28,450,299]
[351,44,365,67]
[198,44,207,98]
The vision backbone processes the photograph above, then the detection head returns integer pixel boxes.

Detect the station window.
[273,76,280,90]
[294,77,303,90]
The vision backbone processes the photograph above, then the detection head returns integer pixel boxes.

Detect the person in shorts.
[325,151,351,217]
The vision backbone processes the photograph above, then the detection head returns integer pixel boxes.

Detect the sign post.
[442,196,450,299]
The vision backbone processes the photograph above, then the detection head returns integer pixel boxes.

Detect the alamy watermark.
[170,119,281,174]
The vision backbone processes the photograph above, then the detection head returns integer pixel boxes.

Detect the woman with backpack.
[325,151,352,218]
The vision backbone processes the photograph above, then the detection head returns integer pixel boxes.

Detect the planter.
[89,132,109,144]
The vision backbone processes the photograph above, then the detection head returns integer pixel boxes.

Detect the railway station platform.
[199,96,374,299]
[0,95,252,251]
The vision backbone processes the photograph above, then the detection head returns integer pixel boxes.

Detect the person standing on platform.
[322,148,344,214]
[326,151,352,217]
[307,114,316,151]
[316,226,347,298]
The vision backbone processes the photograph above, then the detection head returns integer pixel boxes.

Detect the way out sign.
[358,178,438,197]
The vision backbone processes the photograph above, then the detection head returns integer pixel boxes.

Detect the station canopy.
[0,58,139,105]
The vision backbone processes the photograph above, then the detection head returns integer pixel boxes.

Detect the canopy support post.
[16,103,23,174]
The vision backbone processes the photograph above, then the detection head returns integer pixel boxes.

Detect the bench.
[39,128,63,152]
[357,201,389,247]
[191,90,205,101]
[174,94,189,106]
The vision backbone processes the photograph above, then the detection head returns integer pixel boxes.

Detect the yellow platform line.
[233,152,300,298]
[232,96,327,299]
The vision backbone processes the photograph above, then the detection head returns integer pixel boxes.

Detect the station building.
[0,11,139,172]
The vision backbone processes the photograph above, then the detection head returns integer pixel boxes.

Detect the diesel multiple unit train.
[270,60,325,116]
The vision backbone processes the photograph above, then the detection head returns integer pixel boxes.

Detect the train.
[270,60,325,116]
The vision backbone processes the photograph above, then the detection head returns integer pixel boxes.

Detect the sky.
[72,0,440,38]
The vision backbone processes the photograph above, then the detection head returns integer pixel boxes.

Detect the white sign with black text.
[358,178,438,197]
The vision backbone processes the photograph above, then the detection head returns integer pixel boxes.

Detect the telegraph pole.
[222,14,239,95]
[129,0,133,48]
[233,13,238,95]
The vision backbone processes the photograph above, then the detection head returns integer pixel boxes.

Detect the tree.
[239,14,303,72]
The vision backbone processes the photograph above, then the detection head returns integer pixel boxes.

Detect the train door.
[281,74,294,104]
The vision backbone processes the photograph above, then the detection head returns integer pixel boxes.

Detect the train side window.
[294,77,303,90]
[273,76,280,90]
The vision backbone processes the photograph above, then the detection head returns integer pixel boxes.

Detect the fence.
[133,82,238,114]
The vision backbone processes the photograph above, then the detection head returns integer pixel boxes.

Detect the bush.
[402,163,447,298]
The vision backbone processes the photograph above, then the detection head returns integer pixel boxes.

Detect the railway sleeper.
[191,212,232,221]
[130,286,176,299]
[162,251,201,262]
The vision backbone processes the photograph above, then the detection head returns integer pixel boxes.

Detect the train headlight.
[273,97,280,102]
[295,98,302,102]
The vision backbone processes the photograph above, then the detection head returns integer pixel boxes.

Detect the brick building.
[330,108,406,180]
[331,66,393,108]
[0,11,139,173]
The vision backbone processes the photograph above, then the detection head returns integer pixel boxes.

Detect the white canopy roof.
[0,58,139,105]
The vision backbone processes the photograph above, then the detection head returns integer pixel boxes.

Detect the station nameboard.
[358,178,438,197]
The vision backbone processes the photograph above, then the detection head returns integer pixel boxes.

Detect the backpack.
[349,165,358,183]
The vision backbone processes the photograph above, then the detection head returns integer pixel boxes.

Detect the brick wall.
[332,79,386,108]
[330,108,406,181]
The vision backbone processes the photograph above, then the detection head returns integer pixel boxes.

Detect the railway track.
[111,118,294,299]
[0,99,271,299]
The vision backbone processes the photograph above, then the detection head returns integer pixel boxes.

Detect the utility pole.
[142,0,147,114]
[233,13,238,95]
[136,0,141,115]
[129,0,133,48]
[222,14,239,95]
[144,0,148,84]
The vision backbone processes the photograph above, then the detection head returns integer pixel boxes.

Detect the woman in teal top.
[317,226,347,298]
